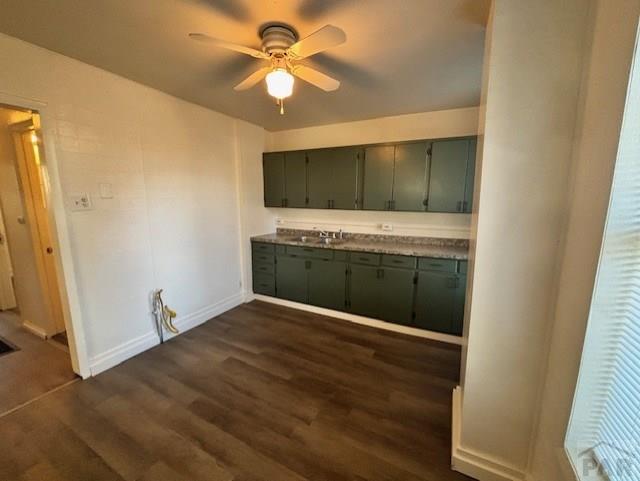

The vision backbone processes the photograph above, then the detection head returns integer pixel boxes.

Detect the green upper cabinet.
[362,145,394,210]
[307,147,360,209]
[362,142,429,212]
[463,138,477,213]
[427,138,475,213]
[263,136,476,213]
[284,151,307,208]
[263,152,285,207]
[393,142,430,211]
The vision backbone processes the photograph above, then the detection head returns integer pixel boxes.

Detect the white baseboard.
[251,294,464,346]
[89,292,244,376]
[452,386,528,481]
[22,320,48,339]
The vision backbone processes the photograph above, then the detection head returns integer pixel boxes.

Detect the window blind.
[566,28,640,481]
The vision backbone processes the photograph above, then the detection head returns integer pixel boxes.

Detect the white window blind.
[566,25,640,481]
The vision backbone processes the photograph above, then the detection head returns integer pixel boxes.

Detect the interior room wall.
[456,0,592,478]
[0,108,52,334]
[263,107,479,239]
[0,32,258,374]
[529,1,640,480]
[234,120,274,300]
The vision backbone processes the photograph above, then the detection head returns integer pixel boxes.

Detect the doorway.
[0,104,77,414]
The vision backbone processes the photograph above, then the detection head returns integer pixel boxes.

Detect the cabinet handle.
[305,260,311,269]
[359,257,370,262]
[423,198,428,207]
[456,201,462,212]
[391,259,403,264]
[462,200,468,211]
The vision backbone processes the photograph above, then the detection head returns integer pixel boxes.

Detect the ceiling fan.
[189,24,346,114]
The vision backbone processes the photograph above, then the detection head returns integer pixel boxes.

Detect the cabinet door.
[263,153,285,207]
[275,256,307,303]
[375,267,415,325]
[284,151,307,208]
[427,139,470,213]
[307,150,333,209]
[393,142,429,211]
[362,145,394,210]
[463,138,477,213]
[308,260,346,310]
[349,265,414,325]
[452,273,467,335]
[330,147,360,210]
[349,264,381,319]
[414,271,462,334]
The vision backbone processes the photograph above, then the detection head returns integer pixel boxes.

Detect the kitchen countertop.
[251,230,469,260]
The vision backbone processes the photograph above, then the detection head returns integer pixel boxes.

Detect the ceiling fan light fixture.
[265,68,294,99]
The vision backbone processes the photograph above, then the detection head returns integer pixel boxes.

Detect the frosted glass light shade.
[266,69,294,99]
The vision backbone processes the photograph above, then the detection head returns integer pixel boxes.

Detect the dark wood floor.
[0,301,472,481]
[0,310,76,415]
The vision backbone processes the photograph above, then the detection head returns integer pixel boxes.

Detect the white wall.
[263,107,479,239]
[0,108,51,332]
[235,120,275,300]
[0,33,260,374]
[456,0,591,478]
[529,1,640,480]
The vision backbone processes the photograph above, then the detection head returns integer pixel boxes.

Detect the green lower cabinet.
[308,260,347,310]
[276,256,307,303]
[349,265,414,325]
[414,271,465,335]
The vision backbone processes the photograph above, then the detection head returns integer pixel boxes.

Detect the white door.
[0,204,17,310]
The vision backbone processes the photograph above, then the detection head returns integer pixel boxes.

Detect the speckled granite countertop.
[251,229,469,260]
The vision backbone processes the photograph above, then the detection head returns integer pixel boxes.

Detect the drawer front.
[458,260,468,274]
[334,250,348,262]
[381,254,417,269]
[253,272,275,296]
[349,252,381,266]
[285,245,334,260]
[252,242,275,255]
[418,257,458,272]
[252,261,274,275]
[252,252,275,265]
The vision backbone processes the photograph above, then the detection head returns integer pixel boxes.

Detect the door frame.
[0,93,90,378]
[11,119,67,335]
[0,201,17,310]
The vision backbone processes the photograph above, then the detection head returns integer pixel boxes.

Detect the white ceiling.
[0,0,490,131]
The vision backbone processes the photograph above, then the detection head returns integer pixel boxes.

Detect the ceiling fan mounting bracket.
[260,24,298,56]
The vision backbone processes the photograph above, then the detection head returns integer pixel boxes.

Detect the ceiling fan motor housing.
[261,25,298,56]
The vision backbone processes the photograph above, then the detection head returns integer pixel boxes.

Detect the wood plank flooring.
[0,310,76,414]
[0,301,473,481]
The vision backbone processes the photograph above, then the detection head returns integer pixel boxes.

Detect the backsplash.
[275,228,469,248]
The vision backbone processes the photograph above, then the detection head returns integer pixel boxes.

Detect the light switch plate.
[69,193,93,211]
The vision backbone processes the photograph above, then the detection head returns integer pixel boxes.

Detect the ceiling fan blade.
[234,67,272,91]
[292,65,340,91]
[286,25,346,60]
[189,33,269,59]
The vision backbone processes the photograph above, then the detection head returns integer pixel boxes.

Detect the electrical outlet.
[69,193,93,211]
[275,217,283,225]
[381,223,393,232]
[99,183,114,199]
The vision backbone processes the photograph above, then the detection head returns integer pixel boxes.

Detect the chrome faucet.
[319,230,330,238]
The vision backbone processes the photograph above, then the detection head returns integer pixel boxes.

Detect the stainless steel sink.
[289,236,312,243]
[317,237,345,246]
